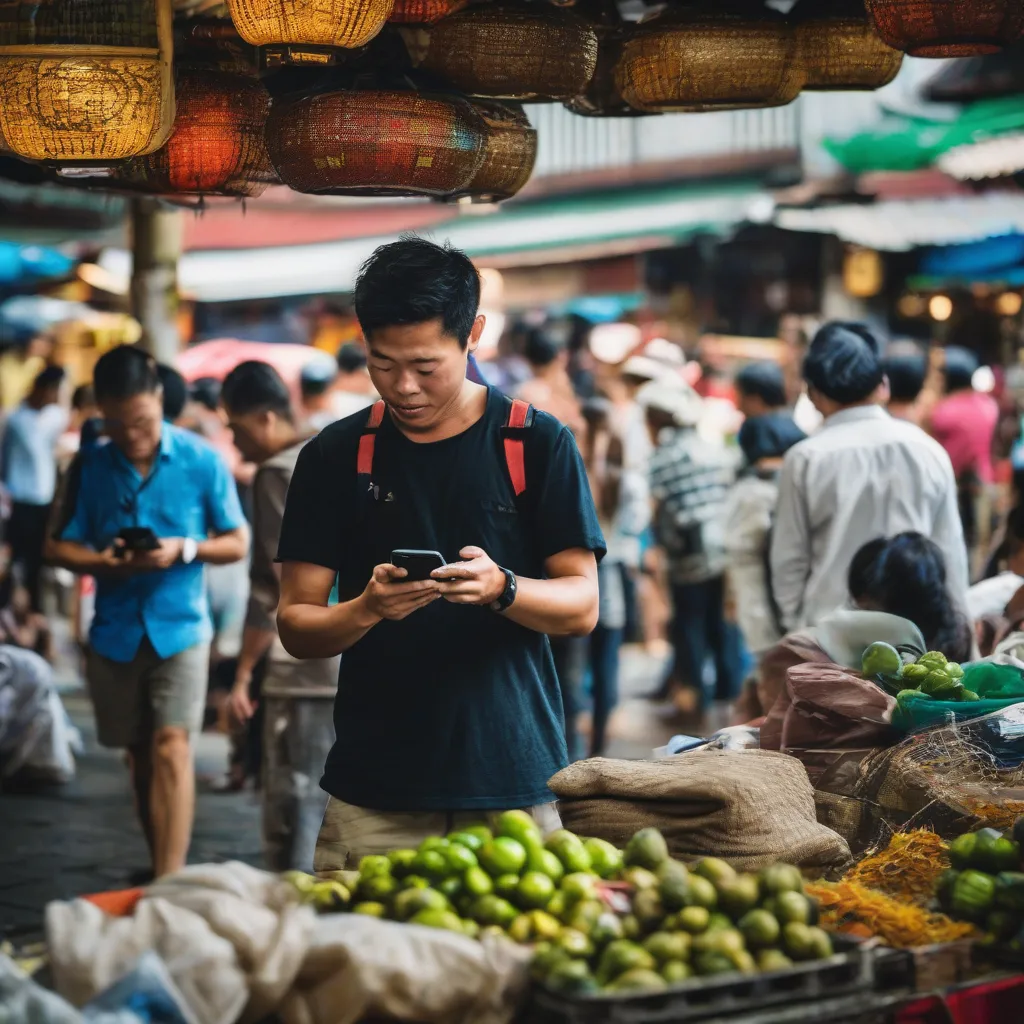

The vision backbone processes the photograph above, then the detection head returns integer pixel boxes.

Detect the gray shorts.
[86,638,210,749]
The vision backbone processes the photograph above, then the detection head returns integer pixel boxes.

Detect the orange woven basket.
[863,0,1024,56]
[449,100,536,201]
[227,0,393,48]
[266,87,487,196]
[615,3,803,113]
[794,0,903,90]
[0,0,175,161]
[405,4,598,101]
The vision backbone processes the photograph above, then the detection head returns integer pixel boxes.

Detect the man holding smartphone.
[277,238,604,868]
[49,345,249,879]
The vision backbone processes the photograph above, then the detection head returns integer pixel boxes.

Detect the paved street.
[0,645,680,940]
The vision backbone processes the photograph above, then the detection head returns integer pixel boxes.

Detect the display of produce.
[284,821,834,995]
[842,829,950,905]
[861,644,976,702]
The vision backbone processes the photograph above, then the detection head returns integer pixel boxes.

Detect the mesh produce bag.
[548,750,852,872]
[892,664,1024,735]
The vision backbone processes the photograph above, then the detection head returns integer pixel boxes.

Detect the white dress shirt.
[770,404,969,630]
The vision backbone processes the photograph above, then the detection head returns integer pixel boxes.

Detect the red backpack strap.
[503,398,532,497]
[357,400,386,478]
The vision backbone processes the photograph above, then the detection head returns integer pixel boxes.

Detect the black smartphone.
[116,526,161,555]
[391,549,446,581]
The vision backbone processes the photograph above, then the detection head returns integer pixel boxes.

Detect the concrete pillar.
[130,198,183,363]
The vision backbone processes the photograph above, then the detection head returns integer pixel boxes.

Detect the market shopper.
[222,361,339,871]
[734,361,788,420]
[276,238,603,868]
[1,365,67,611]
[299,357,340,433]
[770,322,968,631]
[882,351,927,426]
[49,345,249,878]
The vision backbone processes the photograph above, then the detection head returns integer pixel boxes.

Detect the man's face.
[366,316,482,433]
[101,391,163,464]
[225,407,276,464]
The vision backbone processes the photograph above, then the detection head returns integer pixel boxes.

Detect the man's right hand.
[229,677,257,722]
[362,563,440,621]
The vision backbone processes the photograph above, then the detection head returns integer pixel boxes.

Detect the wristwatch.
[181,538,198,565]
[490,566,518,613]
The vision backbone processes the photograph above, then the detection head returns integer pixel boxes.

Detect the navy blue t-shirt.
[277,387,605,811]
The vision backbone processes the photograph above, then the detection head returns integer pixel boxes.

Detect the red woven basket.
[863,0,1024,57]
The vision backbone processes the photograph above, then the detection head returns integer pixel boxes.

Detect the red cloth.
[897,974,1024,1024]
[931,390,999,484]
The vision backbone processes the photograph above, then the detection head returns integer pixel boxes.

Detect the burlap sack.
[548,750,852,872]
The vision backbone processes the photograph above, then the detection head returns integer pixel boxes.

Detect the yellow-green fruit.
[592,911,626,947]
[694,858,737,888]
[623,866,660,891]
[529,910,563,941]
[447,830,485,852]
[439,876,463,902]
[353,901,386,917]
[412,849,448,881]
[527,847,566,883]
[782,921,816,960]
[402,874,431,891]
[695,927,745,957]
[758,863,804,896]
[312,880,350,912]
[596,940,657,985]
[445,843,478,874]
[717,875,761,919]
[694,952,736,976]
[606,968,668,993]
[508,914,534,944]
[622,914,642,940]
[661,959,692,984]
[705,913,733,933]
[677,906,711,934]
[774,890,814,926]
[585,838,624,879]
[518,871,557,910]
[561,872,600,905]
[806,926,834,959]
[321,868,361,891]
[462,918,480,939]
[459,824,493,846]
[479,838,528,877]
[558,927,595,959]
[494,874,521,901]
[685,876,718,910]
[566,898,605,934]
[464,866,494,898]
[419,837,451,853]
[497,810,543,848]
[471,894,519,928]
[546,890,568,919]
[393,886,450,921]
[643,931,691,965]
[729,949,757,973]
[358,855,392,879]
[657,860,692,911]
[482,924,511,942]
[530,942,570,981]
[738,908,781,949]
[410,908,466,933]
[633,888,666,932]
[388,849,418,877]
[545,830,593,874]
[358,874,398,903]
[625,828,670,871]
[283,870,317,893]
[757,949,793,972]
[546,959,599,995]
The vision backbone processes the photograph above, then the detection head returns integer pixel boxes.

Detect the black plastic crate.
[526,937,902,1024]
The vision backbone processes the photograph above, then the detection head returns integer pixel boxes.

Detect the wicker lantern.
[448,101,536,201]
[567,23,651,117]
[113,68,272,197]
[615,4,803,113]
[794,0,903,89]
[863,0,1024,57]
[227,0,393,49]
[0,0,174,161]
[266,88,487,196]
[404,4,598,101]
[389,0,468,25]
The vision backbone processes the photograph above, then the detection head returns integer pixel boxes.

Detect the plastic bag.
[892,663,1024,734]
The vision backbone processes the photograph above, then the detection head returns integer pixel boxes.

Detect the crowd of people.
[3,237,1023,880]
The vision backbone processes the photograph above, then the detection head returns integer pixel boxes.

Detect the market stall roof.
[176,338,334,384]
[938,133,1024,181]
[101,179,770,302]
[774,193,1024,251]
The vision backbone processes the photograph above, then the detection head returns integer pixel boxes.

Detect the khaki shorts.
[86,638,210,749]
[314,798,562,873]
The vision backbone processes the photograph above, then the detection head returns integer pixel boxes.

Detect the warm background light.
[929,294,953,321]
[996,291,1023,316]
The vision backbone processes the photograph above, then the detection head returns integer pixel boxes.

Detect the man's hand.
[432,546,506,606]
[125,538,185,571]
[362,563,440,621]
[229,675,257,722]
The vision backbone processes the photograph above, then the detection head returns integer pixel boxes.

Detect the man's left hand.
[127,538,185,570]
[432,546,506,606]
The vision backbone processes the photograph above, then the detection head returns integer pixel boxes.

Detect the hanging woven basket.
[113,68,272,197]
[0,0,174,161]
[614,4,803,113]
[566,22,650,117]
[266,87,487,196]
[863,0,1024,57]
[404,4,598,101]
[227,0,393,48]
[793,0,903,89]
[448,100,535,201]
[389,0,468,25]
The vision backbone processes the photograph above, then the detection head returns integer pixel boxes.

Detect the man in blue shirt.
[50,345,248,878]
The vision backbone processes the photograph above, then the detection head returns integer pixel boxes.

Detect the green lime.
[546,890,568,920]
[358,874,399,903]
[717,874,761,919]
[861,641,902,678]
[622,866,660,891]
[757,950,793,972]
[625,828,669,871]
[561,872,600,904]
[518,871,557,909]
[464,865,495,897]
[585,838,624,879]
[758,864,804,896]
[527,847,566,883]
[479,837,528,877]
[412,849,449,881]
[545,830,593,874]
[496,810,543,848]
[358,855,392,879]
[459,824,494,846]
[546,959,599,995]
[445,843,478,874]
[352,901,386,917]
[605,968,667,993]
[400,874,430,890]
[592,911,626,947]
[782,921,816,960]
[661,960,692,984]
[595,940,656,985]
[774,890,813,925]
[508,913,534,944]
[388,849,418,878]
[447,830,485,852]
[557,927,595,959]
[494,873,521,901]
[685,876,718,910]
[471,894,519,928]
[393,886,450,921]
[462,918,480,939]
[643,931,691,965]
[439,876,464,902]
[738,909,780,949]
[677,906,711,934]
[565,898,605,934]
[410,908,466,933]
[529,909,564,941]
[902,663,930,682]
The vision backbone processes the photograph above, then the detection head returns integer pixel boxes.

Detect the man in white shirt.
[770,322,968,631]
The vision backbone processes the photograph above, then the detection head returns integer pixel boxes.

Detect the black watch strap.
[490,567,518,612]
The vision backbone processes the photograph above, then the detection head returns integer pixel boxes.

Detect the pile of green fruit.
[938,822,1024,948]
[861,643,978,703]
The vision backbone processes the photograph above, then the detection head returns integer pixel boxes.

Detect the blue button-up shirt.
[58,425,246,663]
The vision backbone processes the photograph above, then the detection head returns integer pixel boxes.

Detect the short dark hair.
[92,344,159,403]
[189,377,221,412]
[735,362,786,408]
[943,346,978,392]
[221,360,293,420]
[71,383,95,410]
[354,237,480,348]
[33,365,65,392]
[156,363,188,422]
[337,341,368,374]
[524,328,562,368]
[803,321,884,405]
[882,353,926,404]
